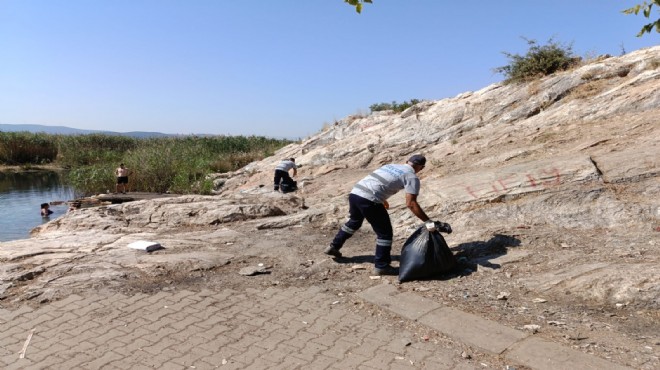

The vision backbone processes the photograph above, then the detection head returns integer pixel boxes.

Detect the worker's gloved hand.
[425,220,437,232]
[435,221,452,234]
[382,200,389,209]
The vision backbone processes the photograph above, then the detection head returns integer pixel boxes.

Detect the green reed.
[1,132,292,195]
[0,132,58,164]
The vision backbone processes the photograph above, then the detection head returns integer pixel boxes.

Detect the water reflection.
[0,171,76,242]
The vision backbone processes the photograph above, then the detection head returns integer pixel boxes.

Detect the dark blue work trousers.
[330,193,393,268]
[273,169,292,191]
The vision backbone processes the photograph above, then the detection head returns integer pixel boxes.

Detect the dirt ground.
[77,219,657,370]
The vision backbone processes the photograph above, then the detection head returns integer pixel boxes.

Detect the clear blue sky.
[1,1,657,139]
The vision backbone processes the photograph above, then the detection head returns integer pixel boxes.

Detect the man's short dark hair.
[408,154,426,166]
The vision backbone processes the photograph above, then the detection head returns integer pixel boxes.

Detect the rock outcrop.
[216,46,660,309]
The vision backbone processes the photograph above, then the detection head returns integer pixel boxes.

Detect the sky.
[1,1,658,139]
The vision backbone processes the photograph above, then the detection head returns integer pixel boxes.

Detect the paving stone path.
[0,284,634,369]
[1,286,479,370]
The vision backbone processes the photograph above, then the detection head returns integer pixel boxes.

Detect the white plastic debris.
[127,240,163,252]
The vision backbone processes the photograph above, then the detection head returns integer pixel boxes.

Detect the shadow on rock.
[453,234,521,274]
[331,254,375,264]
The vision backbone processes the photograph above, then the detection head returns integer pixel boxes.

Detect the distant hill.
[0,124,171,138]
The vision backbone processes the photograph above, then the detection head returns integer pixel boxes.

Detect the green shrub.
[370,99,421,113]
[493,38,581,84]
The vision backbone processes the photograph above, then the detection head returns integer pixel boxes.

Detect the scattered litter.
[395,356,405,360]
[461,351,472,359]
[127,240,163,252]
[351,264,368,270]
[497,292,510,300]
[523,324,540,333]
[532,298,547,303]
[221,359,228,365]
[369,276,381,280]
[331,301,340,305]
[547,321,566,326]
[18,329,35,359]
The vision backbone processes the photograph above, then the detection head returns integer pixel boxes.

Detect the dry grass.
[565,79,610,101]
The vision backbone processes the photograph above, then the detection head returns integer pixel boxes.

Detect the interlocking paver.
[390,360,421,370]
[169,347,214,367]
[141,336,181,356]
[244,357,279,370]
[81,350,125,369]
[329,352,371,369]
[5,358,39,370]
[4,283,628,370]
[506,336,633,370]
[291,340,329,362]
[267,356,307,370]
[88,328,126,346]
[56,352,96,369]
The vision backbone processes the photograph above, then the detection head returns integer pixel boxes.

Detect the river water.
[0,171,76,242]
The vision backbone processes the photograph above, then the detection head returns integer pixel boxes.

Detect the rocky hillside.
[217,45,660,308]
[2,45,658,369]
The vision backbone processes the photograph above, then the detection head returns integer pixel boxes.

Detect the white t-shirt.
[276,160,296,172]
[350,164,420,203]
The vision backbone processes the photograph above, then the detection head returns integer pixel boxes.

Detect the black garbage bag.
[398,225,457,282]
[280,178,298,193]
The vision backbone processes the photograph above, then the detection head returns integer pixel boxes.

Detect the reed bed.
[0,132,292,195]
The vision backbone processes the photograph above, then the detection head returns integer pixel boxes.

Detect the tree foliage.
[623,1,660,36]
[493,38,580,84]
[345,0,372,14]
